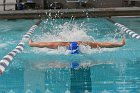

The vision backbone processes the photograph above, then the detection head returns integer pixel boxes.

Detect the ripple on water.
[0,43,7,48]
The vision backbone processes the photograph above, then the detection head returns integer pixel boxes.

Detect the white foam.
[79,45,118,54]
[34,22,93,42]
[31,46,68,54]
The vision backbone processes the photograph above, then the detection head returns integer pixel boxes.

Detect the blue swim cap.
[68,42,79,54]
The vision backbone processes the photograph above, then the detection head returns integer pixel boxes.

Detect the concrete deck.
[0,7,140,19]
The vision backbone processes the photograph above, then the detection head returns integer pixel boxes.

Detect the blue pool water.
[0,18,140,93]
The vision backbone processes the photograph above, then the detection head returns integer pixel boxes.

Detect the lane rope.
[114,23,140,39]
[0,20,42,75]
[106,18,140,39]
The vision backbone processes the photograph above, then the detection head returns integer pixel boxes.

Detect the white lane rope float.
[106,18,140,39]
[114,23,140,39]
[0,20,42,75]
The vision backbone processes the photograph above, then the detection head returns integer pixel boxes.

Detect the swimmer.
[28,38,125,49]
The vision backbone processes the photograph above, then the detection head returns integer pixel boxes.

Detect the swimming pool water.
[0,18,140,93]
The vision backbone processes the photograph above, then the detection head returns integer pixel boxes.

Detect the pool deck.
[0,7,140,19]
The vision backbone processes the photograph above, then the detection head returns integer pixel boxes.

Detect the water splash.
[31,22,94,54]
[30,46,67,54]
[34,22,93,42]
[30,20,120,54]
[79,45,118,54]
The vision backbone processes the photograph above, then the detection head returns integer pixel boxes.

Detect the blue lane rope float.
[106,18,140,39]
[0,20,42,75]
